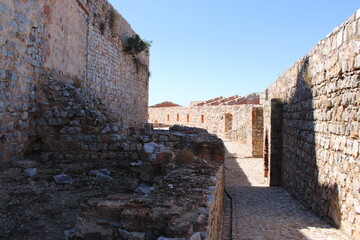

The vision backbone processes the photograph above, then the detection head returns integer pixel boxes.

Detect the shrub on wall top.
[123,34,152,56]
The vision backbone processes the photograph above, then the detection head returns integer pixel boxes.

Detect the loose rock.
[53,174,75,184]
[89,169,112,180]
[135,184,154,194]
[23,168,38,177]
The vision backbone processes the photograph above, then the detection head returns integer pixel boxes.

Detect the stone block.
[0,69,4,79]
[70,119,80,126]
[76,135,84,141]
[36,118,47,126]
[60,111,68,118]
[354,55,360,69]
[48,118,61,126]
[68,127,81,134]
[21,112,28,120]
[76,110,86,117]
[101,125,110,134]
[0,102,6,112]
[110,134,122,141]
[7,50,14,58]
[130,232,145,240]
[31,60,40,67]
[23,168,38,177]
[0,37,5,45]
[84,135,93,142]
[43,110,54,118]
[6,40,15,49]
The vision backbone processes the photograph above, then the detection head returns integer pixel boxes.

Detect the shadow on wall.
[275,56,342,227]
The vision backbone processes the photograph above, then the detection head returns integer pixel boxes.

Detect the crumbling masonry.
[1,0,360,239]
[0,0,149,162]
[0,0,225,239]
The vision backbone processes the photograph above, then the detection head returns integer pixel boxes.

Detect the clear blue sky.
[108,0,359,106]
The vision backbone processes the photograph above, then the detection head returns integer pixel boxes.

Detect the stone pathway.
[222,141,352,240]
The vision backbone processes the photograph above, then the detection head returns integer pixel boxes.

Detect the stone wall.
[35,77,143,164]
[0,0,149,162]
[252,107,264,157]
[86,0,149,129]
[264,9,360,239]
[149,104,263,157]
[263,99,283,186]
[206,165,225,240]
[1,100,226,239]
[70,127,225,239]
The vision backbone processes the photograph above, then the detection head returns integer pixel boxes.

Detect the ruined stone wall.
[252,107,264,157]
[35,77,144,164]
[206,165,225,240]
[0,0,82,162]
[68,126,225,239]
[0,0,149,162]
[149,105,263,157]
[264,9,360,238]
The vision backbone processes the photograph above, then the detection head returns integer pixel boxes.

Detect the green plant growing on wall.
[108,9,117,30]
[99,20,106,35]
[123,34,152,57]
[123,34,152,73]
[97,8,117,37]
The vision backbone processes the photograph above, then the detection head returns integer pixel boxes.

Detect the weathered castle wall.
[264,9,360,238]
[86,0,149,129]
[0,0,149,162]
[149,105,263,157]
[252,107,264,157]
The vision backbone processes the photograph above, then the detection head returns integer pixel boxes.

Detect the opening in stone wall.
[264,130,269,178]
[225,113,233,132]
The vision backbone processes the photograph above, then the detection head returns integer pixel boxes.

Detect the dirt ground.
[0,160,139,240]
[0,156,220,240]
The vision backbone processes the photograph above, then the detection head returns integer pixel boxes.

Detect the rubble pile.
[0,79,225,240]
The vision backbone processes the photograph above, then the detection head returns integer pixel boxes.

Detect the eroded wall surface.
[86,0,149,129]
[264,9,360,238]
[0,0,149,162]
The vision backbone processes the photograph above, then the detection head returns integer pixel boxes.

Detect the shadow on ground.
[222,140,349,240]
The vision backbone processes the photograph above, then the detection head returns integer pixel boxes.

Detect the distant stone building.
[149,101,181,108]
[148,93,263,157]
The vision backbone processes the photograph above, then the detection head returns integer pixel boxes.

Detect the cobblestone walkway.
[222,141,352,240]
